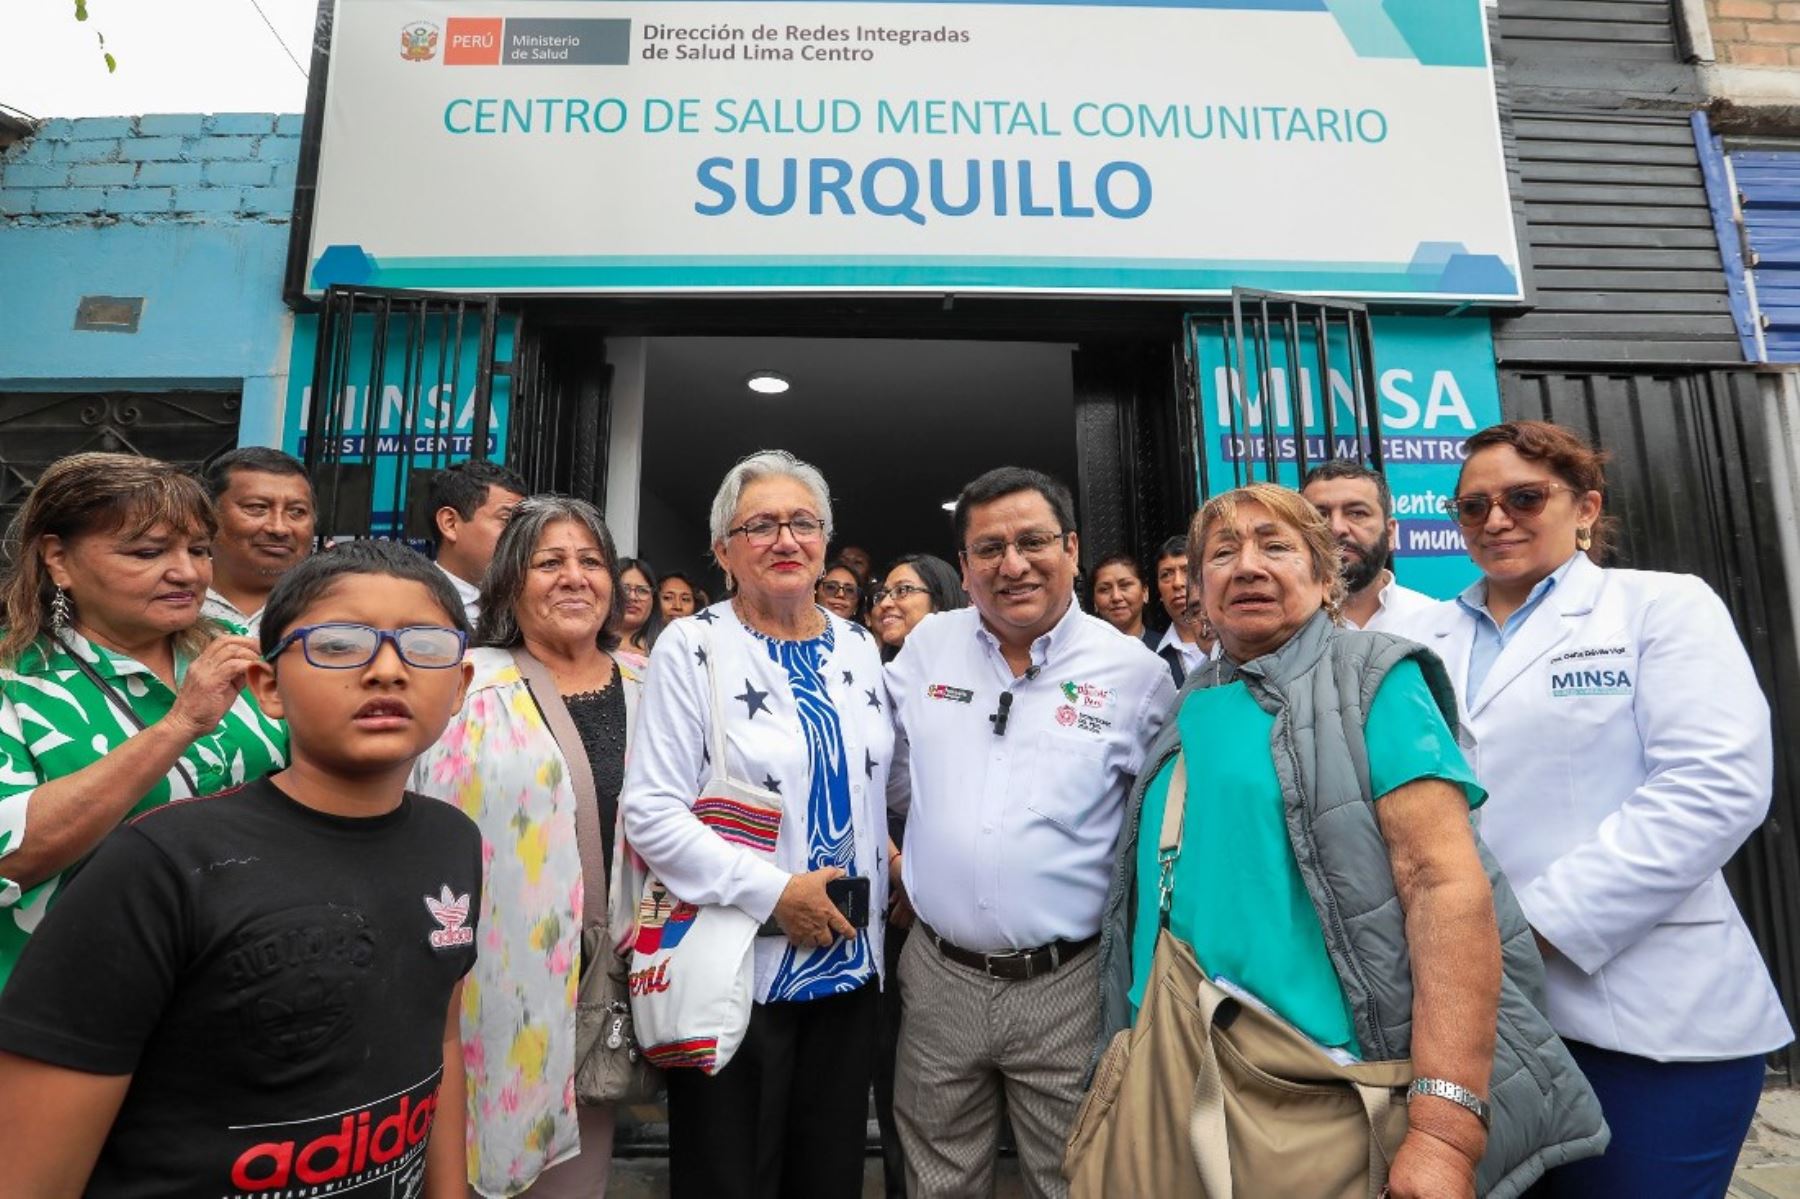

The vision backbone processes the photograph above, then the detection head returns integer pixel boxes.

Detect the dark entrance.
[635,336,1081,589]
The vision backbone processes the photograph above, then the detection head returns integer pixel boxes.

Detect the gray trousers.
[893,930,1100,1199]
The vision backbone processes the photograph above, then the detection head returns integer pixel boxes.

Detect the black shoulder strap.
[57,633,202,797]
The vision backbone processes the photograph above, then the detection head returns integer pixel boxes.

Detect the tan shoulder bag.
[1063,753,1414,1198]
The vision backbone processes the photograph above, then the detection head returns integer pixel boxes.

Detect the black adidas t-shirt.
[0,778,481,1197]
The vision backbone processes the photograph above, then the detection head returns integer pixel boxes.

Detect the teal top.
[1129,657,1484,1055]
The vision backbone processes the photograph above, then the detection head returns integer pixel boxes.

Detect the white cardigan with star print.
[620,601,894,1000]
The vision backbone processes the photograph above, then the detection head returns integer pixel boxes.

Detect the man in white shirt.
[885,467,1175,1199]
[1151,534,1212,684]
[428,459,528,627]
[1302,459,1441,636]
[199,447,316,636]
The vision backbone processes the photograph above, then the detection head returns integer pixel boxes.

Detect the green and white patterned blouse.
[0,628,289,988]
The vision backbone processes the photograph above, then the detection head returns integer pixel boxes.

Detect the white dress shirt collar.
[972,594,1084,675]
[436,562,482,626]
[201,589,261,637]
[1355,572,1443,636]
[1154,620,1209,671]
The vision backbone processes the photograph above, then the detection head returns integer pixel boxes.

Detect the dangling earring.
[50,586,71,631]
[1576,526,1593,551]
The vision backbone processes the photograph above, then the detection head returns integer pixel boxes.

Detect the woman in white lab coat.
[1421,419,1791,1197]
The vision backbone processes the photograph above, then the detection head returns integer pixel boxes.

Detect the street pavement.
[605,1086,1800,1197]
[1735,1087,1800,1199]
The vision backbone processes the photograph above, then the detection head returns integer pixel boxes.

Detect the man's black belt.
[922,923,1099,981]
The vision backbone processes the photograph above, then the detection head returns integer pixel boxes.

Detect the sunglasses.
[1441,483,1576,529]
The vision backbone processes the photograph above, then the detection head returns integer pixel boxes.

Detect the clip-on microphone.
[990,691,1014,736]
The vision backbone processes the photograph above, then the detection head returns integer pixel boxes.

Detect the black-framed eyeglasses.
[264,623,468,670]
[1442,483,1575,529]
[962,530,1070,566]
[816,579,860,599]
[727,515,826,547]
[870,583,930,605]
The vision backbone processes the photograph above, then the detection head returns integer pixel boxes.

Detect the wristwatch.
[1407,1077,1491,1129]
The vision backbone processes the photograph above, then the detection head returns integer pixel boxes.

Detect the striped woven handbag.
[627,624,784,1075]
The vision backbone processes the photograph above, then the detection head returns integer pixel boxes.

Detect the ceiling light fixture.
[745,371,790,396]
[940,500,957,512]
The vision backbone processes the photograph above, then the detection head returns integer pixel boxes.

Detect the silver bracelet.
[1407,1077,1491,1129]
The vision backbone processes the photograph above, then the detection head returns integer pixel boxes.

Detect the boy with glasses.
[884,466,1174,1199]
[0,542,480,1198]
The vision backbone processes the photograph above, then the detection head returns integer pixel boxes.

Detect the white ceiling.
[637,336,1079,584]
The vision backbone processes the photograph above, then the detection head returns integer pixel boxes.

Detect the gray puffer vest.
[1094,610,1608,1198]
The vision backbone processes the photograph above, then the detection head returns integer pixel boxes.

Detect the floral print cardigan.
[410,647,641,1197]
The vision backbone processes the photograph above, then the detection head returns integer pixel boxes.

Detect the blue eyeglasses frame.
[263,623,469,669]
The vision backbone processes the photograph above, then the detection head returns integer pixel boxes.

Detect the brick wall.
[0,113,301,225]
[1708,0,1800,68]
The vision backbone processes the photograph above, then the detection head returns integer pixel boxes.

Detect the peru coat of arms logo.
[400,21,440,62]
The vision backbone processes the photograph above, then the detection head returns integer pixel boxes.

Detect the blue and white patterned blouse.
[622,602,893,1003]
[753,621,875,1001]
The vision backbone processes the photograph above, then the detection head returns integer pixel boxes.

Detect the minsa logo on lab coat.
[1548,646,1632,697]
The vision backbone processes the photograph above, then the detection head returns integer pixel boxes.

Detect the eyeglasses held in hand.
[1441,483,1575,528]
[816,579,860,599]
[727,515,826,547]
[962,530,1069,566]
[265,623,468,669]
[870,583,930,604]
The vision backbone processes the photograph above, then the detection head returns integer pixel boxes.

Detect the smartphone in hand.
[825,875,871,929]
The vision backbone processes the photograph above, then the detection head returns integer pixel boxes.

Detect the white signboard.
[305,0,1522,300]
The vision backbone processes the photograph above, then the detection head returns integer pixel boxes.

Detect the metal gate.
[0,390,242,548]
[302,287,612,540]
[507,325,614,517]
[1503,367,1800,1073]
[302,285,506,540]
[1181,289,1388,498]
[1072,339,1194,572]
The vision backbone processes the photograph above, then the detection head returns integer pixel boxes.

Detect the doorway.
[635,337,1081,591]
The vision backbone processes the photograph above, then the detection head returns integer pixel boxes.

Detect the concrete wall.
[0,113,301,445]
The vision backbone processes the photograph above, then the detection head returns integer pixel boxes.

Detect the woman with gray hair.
[411,494,641,1198]
[1081,482,1605,1198]
[622,450,894,1199]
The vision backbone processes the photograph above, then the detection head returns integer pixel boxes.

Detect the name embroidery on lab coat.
[1548,644,1633,697]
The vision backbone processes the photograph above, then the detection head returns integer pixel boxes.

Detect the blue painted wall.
[0,113,301,445]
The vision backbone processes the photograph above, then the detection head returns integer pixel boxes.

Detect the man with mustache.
[1301,459,1439,634]
[201,448,317,637]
